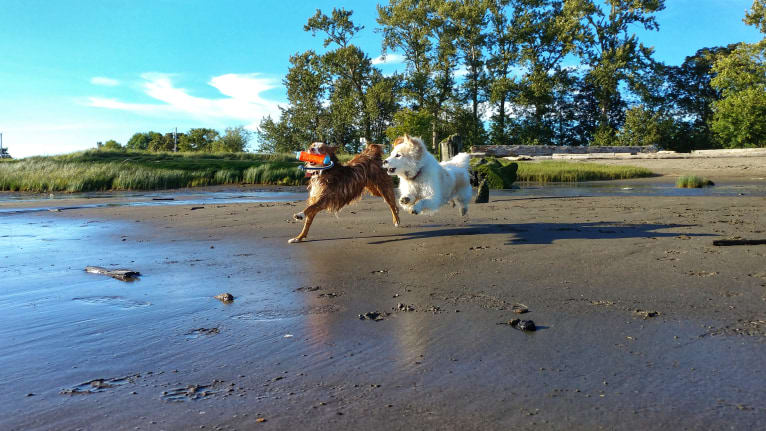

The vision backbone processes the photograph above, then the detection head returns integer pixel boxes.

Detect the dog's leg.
[288,204,322,243]
[374,185,400,227]
[411,198,441,215]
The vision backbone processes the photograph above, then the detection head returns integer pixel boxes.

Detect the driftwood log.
[712,239,766,246]
[85,266,141,281]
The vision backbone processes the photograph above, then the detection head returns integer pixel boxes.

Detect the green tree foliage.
[745,0,766,33]
[450,0,489,147]
[567,0,665,145]
[378,0,460,151]
[102,139,123,150]
[710,42,766,148]
[385,108,433,143]
[213,126,252,152]
[179,128,219,152]
[513,0,579,146]
[258,9,398,153]
[485,0,521,145]
[126,132,151,150]
[617,105,672,147]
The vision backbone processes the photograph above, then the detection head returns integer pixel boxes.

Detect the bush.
[676,175,715,188]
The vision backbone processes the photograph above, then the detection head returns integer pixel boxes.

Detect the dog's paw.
[459,207,468,216]
[394,221,400,227]
[293,212,304,221]
[288,237,302,244]
[399,196,411,205]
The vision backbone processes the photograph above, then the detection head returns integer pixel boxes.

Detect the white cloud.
[90,76,120,86]
[88,72,282,129]
[371,53,405,65]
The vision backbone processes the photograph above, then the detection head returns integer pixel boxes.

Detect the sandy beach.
[2,162,766,430]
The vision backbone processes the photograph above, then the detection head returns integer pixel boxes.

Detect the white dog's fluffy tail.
[442,152,471,169]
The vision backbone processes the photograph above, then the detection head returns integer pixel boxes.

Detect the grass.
[676,175,715,188]
[514,160,654,183]
[0,149,658,192]
[0,149,306,192]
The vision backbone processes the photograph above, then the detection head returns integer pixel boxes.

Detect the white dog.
[382,134,472,216]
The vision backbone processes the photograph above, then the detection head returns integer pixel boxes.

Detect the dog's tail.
[443,152,471,170]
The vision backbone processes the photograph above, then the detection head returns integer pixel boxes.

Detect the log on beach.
[84,266,141,281]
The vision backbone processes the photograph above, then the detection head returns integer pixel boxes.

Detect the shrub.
[676,175,715,188]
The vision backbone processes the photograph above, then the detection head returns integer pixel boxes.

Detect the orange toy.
[296,151,334,171]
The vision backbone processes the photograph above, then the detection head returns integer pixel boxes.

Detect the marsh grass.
[514,160,654,183]
[676,175,715,188]
[0,149,305,192]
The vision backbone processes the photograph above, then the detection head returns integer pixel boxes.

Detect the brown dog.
[289,142,400,243]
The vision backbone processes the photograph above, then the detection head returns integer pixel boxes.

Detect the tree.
[485,0,521,145]
[256,115,299,153]
[663,45,736,150]
[617,105,672,147]
[710,42,766,148]
[126,132,151,150]
[568,0,665,145]
[745,0,766,33]
[147,132,170,152]
[385,108,433,143]
[102,139,122,150]
[213,126,252,152]
[513,0,580,146]
[378,0,460,151]
[450,0,489,147]
[179,128,219,152]
[306,8,376,149]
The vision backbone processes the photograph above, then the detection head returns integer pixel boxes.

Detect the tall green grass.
[0,149,305,192]
[676,175,714,188]
[514,160,654,183]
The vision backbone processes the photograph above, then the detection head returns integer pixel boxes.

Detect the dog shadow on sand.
[308,221,713,245]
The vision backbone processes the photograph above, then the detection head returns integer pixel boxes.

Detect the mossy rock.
[470,157,518,189]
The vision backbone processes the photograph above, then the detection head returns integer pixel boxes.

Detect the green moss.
[470,157,518,189]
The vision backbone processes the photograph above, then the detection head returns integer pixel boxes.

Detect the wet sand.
[582,155,766,178]
[2,177,766,430]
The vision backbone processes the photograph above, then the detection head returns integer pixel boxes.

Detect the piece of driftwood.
[85,266,141,281]
[713,239,766,246]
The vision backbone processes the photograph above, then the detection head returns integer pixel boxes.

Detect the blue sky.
[1,0,762,158]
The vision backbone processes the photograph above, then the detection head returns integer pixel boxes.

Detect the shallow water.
[2,184,766,429]
[0,188,308,214]
[500,178,766,198]
[2,178,764,214]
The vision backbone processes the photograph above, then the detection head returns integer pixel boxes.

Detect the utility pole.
[173,127,178,152]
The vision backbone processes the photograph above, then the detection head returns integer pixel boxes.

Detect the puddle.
[72,296,151,309]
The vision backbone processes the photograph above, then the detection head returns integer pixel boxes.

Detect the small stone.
[512,304,529,314]
[509,319,536,331]
[215,293,234,303]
